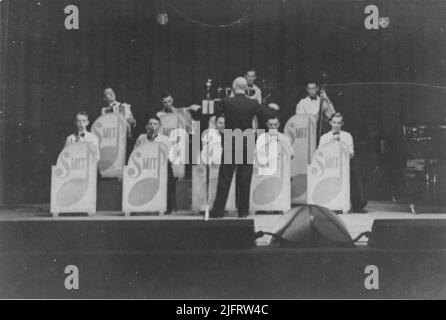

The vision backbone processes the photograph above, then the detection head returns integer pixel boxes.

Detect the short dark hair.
[160,92,173,100]
[215,114,225,122]
[246,68,256,74]
[147,115,161,123]
[103,87,115,93]
[263,107,279,121]
[266,113,280,122]
[75,111,89,120]
[330,112,343,121]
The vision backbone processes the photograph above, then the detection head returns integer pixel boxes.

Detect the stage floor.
[1,200,446,298]
[1,201,446,246]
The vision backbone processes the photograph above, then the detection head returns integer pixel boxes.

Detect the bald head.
[268,103,280,111]
[232,77,248,94]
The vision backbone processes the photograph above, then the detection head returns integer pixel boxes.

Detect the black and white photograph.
[0,0,446,303]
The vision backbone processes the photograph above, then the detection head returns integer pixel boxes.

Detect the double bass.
[317,73,335,143]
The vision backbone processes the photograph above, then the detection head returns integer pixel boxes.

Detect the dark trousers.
[350,157,367,211]
[212,163,253,218]
[166,163,176,214]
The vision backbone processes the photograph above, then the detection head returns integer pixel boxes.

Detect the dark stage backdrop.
[1,0,446,205]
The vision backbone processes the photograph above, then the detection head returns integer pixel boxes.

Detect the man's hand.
[127,117,136,126]
[333,132,340,141]
[320,90,328,100]
[189,104,202,112]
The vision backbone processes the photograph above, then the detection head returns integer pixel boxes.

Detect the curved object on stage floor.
[91,113,128,179]
[269,205,354,248]
[122,141,168,216]
[50,142,98,216]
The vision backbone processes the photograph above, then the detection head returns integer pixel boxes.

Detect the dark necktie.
[76,132,85,142]
[148,134,158,142]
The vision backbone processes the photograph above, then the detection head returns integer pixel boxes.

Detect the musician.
[201,114,225,165]
[319,113,354,158]
[256,114,294,215]
[202,114,225,144]
[65,111,100,160]
[214,114,225,135]
[245,69,262,104]
[257,102,281,132]
[211,77,262,218]
[296,82,335,122]
[135,115,170,149]
[101,88,136,138]
[156,92,201,134]
[135,115,175,214]
[319,113,367,213]
[258,114,294,159]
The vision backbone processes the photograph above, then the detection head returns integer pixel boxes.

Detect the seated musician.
[135,115,175,214]
[101,87,136,138]
[65,111,100,160]
[201,114,225,164]
[214,113,225,135]
[203,114,225,141]
[257,102,281,132]
[296,82,335,122]
[319,113,366,213]
[257,113,295,159]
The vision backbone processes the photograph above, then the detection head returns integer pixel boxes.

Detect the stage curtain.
[1,0,446,204]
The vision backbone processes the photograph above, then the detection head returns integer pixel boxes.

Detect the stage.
[1,200,446,246]
[1,201,446,299]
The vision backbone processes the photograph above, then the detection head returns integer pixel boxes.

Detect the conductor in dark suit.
[211,77,262,218]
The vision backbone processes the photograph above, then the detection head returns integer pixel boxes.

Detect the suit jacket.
[216,93,261,131]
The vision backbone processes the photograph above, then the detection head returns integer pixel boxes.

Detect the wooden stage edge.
[1,201,446,245]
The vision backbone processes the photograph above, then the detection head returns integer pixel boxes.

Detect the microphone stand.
[317,75,329,145]
[317,96,324,145]
[204,79,212,220]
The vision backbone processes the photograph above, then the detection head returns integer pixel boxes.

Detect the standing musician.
[319,113,367,213]
[319,113,354,158]
[255,113,294,215]
[245,69,262,104]
[258,113,294,158]
[101,88,136,139]
[155,92,201,212]
[296,81,335,124]
[156,92,201,134]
